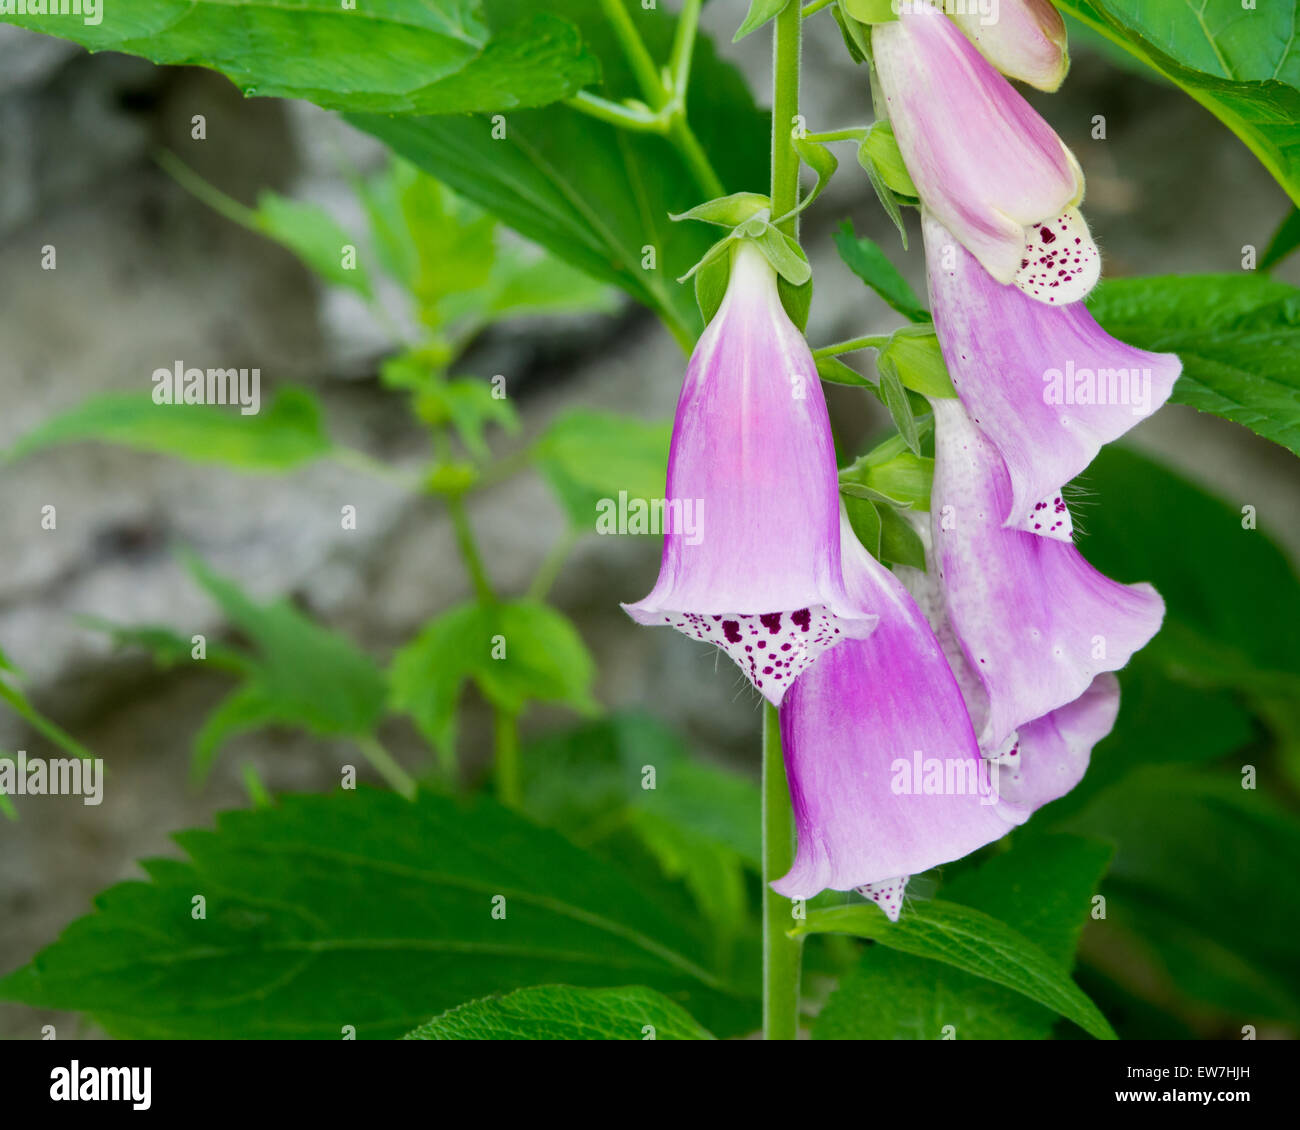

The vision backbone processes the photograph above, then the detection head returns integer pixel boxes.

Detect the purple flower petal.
[772,515,1013,898]
[929,398,1164,750]
[924,212,1180,534]
[873,3,1084,285]
[948,0,1070,92]
[624,244,875,705]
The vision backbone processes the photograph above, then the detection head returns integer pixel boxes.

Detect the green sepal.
[815,355,871,387]
[734,0,791,43]
[843,0,898,24]
[671,192,772,228]
[879,325,957,399]
[861,121,917,197]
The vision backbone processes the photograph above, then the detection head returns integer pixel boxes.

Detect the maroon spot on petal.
[722,620,742,644]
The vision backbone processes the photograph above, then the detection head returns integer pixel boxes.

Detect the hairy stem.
[771,1,804,239]
[356,735,417,800]
[762,702,802,1039]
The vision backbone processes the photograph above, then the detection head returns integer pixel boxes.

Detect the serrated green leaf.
[179,552,388,776]
[1056,0,1300,204]
[0,790,756,1037]
[0,4,599,115]
[793,900,1117,1039]
[519,714,761,964]
[4,387,333,472]
[1088,273,1300,458]
[816,836,1113,1039]
[349,2,769,348]
[406,984,714,1040]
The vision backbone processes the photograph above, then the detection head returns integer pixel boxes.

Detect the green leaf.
[793,899,1117,1040]
[842,495,883,560]
[1056,0,1300,203]
[833,221,929,322]
[0,790,755,1037]
[876,353,921,455]
[415,377,519,460]
[879,325,956,399]
[876,503,927,570]
[389,600,597,760]
[535,410,671,529]
[180,552,389,777]
[789,137,839,218]
[0,3,599,115]
[4,387,333,472]
[78,616,250,675]
[816,835,1114,1039]
[733,0,789,43]
[349,2,769,347]
[1262,206,1300,271]
[520,714,761,961]
[815,354,871,387]
[842,448,933,511]
[253,191,371,298]
[860,121,917,197]
[405,984,714,1040]
[1088,273,1300,458]
[694,252,733,327]
[1063,769,1300,1023]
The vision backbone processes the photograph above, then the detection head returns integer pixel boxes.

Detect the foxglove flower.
[927,397,1163,751]
[923,212,1182,533]
[947,0,1070,92]
[772,512,1024,914]
[624,243,876,705]
[873,3,1098,300]
[899,519,1121,819]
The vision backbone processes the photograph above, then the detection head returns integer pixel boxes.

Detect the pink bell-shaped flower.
[873,3,1096,300]
[772,512,1022,911]
[624,243,876,705]
[923,212,1182,534]
[948,0,1070,92]
[927,397,1164,752]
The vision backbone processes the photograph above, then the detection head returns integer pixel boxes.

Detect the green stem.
[445,493,496,606]
[762,702,802,1040]
[528,530,578,602]
[771,0,804,239]
[567,91,668,134]
[598,0,666,107]
[356,735,417,800]
[668,0,703,98]
[494,711,521,808]
[801,0,837,15]
[760,2,806,1043]
[593,0,725,204]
